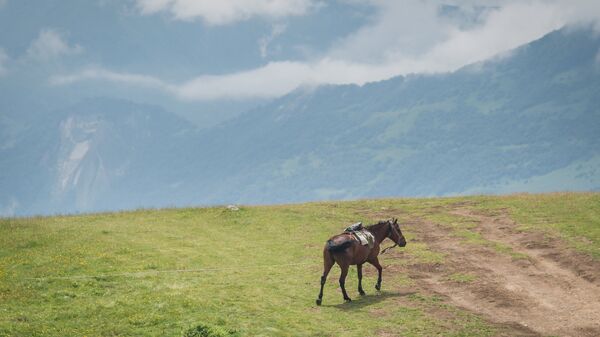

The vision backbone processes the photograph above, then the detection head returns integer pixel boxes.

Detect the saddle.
[344,222,363,232]
[344,222,374,248]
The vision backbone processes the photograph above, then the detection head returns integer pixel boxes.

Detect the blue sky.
[1,0,599,109]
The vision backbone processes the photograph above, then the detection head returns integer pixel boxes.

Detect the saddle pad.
[353,230,375,249]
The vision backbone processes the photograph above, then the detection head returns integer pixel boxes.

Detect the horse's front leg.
[357,263,365,295]
[369,258,383,291]
[339,263,351,302]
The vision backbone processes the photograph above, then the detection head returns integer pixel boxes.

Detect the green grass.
[474,193,600,259]
[446,273,477,283]
[423,211,528,260]
[0,193,598,336]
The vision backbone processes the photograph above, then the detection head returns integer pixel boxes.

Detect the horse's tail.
[326,237,353,252]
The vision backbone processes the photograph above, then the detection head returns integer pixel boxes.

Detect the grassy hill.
[1,193,599,336]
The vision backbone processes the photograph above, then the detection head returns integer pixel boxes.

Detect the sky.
[1,0,600,113]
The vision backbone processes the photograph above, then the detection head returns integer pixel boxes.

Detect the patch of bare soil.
[390,208,600,337]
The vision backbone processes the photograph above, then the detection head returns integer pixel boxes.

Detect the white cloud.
[52,64,304,100]
[50,67,174,91]
[327,1,569,73]
[259,23,287,58]
[177,61,307,100]
[0,48,8,76]
[51,60,401,100]
[27,29,83,60]
[328,0,447,63]
[53,0,600,101]
[412,2,565,72]
[135,0,317,25]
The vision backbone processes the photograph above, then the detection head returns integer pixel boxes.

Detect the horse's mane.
[365,220,390,231]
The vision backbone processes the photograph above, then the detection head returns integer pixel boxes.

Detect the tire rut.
[398,209,600,337]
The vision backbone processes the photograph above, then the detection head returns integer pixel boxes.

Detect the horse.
[316,218,406,305]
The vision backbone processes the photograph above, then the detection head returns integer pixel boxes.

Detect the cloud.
[50,67,174,91]
[258,23,287,58]
[51,64,304,100]
[0,48,8,76]
[328,0,447,63]
[27,29,83,60]
[327,0,569,73]
[135,0,317,25]
[409,1,565,72]
[175,58,423,100]
[53,0,600,101]
[51,60,400,100]
[176,61,306,100]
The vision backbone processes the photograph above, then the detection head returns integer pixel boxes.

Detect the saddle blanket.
[352,230,375,249]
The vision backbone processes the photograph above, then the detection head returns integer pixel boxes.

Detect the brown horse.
[316,218,406,305]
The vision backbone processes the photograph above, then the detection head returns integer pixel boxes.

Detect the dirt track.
[386,207,600,337]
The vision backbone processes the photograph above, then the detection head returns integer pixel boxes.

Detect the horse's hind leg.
[316,249,334,306]
[357,263,365,296]
[339,262,351,302]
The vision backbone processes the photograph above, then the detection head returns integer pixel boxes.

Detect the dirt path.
[391,207,600,337]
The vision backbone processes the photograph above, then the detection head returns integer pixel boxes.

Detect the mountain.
[186,27,600,203]
[1,27,599,216]
[0,98,196,215]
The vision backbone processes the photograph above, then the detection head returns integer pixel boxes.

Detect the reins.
[381,243,397,254]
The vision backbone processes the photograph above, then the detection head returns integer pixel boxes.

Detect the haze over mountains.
[1,27,599,216]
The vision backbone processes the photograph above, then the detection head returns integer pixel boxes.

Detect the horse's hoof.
[375,284,381,291]
[344,297,352,302]
[316,299,322,306]
[359,290,366,296]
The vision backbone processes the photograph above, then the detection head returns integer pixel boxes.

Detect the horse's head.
[388,218,406,247]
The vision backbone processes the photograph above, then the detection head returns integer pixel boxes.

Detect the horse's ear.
[393,218,398,224]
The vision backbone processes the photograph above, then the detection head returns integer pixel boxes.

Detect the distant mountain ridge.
[184,27,600,203]
[1,27,599,216]
[0,98,196,215]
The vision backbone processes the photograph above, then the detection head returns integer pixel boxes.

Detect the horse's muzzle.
[398,239,407,247]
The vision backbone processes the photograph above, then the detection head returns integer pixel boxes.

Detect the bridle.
[381,220,402,254]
